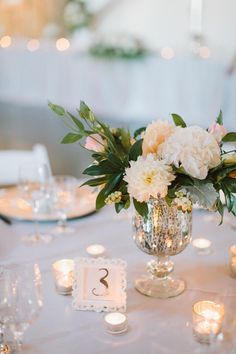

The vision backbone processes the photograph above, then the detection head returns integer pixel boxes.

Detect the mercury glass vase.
[133,197,192,298]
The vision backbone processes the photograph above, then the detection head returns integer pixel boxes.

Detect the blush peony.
[208,123,227,143]
[160,126,221,180]
[124,154,175,202]
[142,120,175,156]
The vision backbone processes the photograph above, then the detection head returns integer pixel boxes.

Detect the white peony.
[142,120,175,156]
[124,154,175,202]
[159,126,221,180]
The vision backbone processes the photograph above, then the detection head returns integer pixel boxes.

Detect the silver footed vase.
[133,197,192,298]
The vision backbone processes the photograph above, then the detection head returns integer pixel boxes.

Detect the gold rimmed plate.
[0,185,97,222]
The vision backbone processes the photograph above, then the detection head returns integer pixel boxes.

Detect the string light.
[56,38,70,51]
[0,35,12,48]
[161,46,175,60]
[27,39,40,52]
[199,46,211,59]
[0,36,212,60]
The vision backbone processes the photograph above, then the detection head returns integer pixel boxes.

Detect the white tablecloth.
[0,206,236,354]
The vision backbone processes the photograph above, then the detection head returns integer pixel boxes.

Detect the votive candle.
[192,301,225,344]
[86,244,105,257]
[192,238,211,255]
[52,259,74,295]
[104,312,128,334]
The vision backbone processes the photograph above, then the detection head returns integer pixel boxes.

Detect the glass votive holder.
[52,259,74,295]
[104,312,128,334]
[192,238,212,255]
[192,301,225,344]
[86,244,105,257]
[230,245,236,277]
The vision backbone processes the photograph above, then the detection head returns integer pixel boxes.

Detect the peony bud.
[84,134,104,152]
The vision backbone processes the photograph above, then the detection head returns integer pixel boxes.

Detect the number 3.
[92,268,109,296]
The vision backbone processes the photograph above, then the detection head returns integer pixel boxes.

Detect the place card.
[72,257,127,312]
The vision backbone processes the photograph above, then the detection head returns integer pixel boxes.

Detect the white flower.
[124,154,175,203]
[159,126,221,180]
[142,120,175,156]
[208,122,227,143]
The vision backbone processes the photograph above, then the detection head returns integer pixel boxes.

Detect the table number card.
[72,257,127,312]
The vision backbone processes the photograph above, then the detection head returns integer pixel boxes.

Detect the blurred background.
[0,0,236,177]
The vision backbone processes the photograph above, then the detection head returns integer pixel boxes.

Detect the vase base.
[135,274,185,299]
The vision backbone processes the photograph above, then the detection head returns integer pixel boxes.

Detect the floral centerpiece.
[49,101,236,298]
[49,101,236,221]
[89,33,148,60]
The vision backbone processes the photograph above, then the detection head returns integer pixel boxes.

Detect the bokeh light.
[56,38,70,51]
[161,46,175,60]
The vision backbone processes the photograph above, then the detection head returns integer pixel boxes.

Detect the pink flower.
[84,134,104,152]
[208,123,227,143]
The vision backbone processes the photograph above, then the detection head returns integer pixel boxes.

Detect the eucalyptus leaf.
[179,181,219,210]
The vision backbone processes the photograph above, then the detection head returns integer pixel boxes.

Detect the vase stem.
[147,256,174,279]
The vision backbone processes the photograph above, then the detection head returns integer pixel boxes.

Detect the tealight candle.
[104,312,128,334]
[192,301,225,344]
[86,244,105,257]
[192,238,211,255]
[230,245,236,276]
[52,259,74,295]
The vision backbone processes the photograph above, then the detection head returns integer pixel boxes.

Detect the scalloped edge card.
[72,257,127,312]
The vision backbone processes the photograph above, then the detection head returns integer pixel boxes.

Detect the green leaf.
[171,114,187,128]
[79,101,91,120]
[216,110,223,125]
[222,177,236,193]
[115,202,125,213]
[103,174,123,197]
[215,165,236,180]
[61,133,82,144]
[96,188,107,209]
[179,180,219,210]
[48,102,65,116]
[133,198,148,219]
[216,198,224,225]
[107,153,124,169]
[66,112,85,131]
[80,177,108,187]
[222,132,236,142]
[129,139,143,161]
[83,159,121,176]
[133,127,146,139]
[118,128,131,151]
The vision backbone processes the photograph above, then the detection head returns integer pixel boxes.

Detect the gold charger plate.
[0,186,97,221]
